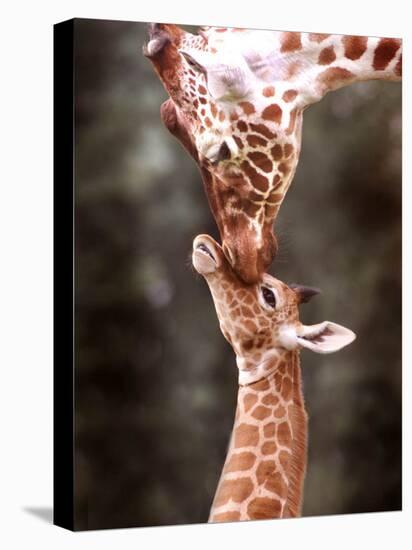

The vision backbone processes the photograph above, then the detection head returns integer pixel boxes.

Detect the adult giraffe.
[192,233,355,521]
[144,24,402,283]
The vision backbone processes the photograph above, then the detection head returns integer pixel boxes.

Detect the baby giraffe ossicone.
[192,234,356,522]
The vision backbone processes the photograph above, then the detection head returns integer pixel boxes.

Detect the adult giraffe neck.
[209,350,308,522]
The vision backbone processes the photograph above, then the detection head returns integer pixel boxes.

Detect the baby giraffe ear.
[290,284,321,304]
[297,321,356,354]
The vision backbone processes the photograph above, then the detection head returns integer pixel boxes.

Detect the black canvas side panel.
[53,18,75,531]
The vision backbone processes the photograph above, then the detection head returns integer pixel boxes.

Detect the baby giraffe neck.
[209,351,308,522]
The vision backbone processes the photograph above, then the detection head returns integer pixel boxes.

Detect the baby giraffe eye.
[261,286,277,308]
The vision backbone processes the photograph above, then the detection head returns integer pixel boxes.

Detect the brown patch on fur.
[272,174,282,189]
[317,67,354,91]
[266,471,287,496]
[247,152,273,173]
[244,201,261,217]
[252,378,270,391]
[274,405,286,418]
[262,86,275,97]
[271,144,283,161]
[281,377,292,400]
[241,160,269,192]
[205,117,212,128]
[210,103,218,118]
[249,122,277,140]
[280,32,302,53]
[343,35,368,60]
[234,423,259,447]
[262,393,279,406]
[373,38,401,70]
[244,319,258,332]
[224,451,256,472]
[213,477,254,507]
[279,450,290,469]
[262,104,282,124]
[211,511,240,522]
[256,460,276,484]
[247,497,282,519]
[251,405,272,420]
[244,393,258,412]
[239,101,256,115]
[247,135,268,148]
[264,422,276,438]
[282,89,298,102]
[278,162,290,176]
[277,421,292,446]
[318,46,336,65]
[237,120,248,132]
[219,110,226,121]
[309,33,331,42]
[262,441,277,455]
[198,84,207,95]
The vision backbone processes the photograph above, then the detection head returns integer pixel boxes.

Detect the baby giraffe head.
[192,234,356,385]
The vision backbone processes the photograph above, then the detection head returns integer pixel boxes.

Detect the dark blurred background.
[73,19,401,530]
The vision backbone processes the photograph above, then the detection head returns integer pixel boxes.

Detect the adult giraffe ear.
[296,322,356,354]
[290,284,321,304]
[178,49,251,100]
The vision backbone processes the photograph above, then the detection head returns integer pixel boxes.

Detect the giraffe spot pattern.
[280,32,302,53]
[262,86,275,97]
[239,101,256,115]
[251,405,272,420]
[318,46,336,65]
[274,405,286,418]
[261,393,279,406]
[246,134,268,148]
[243,393,258,412]
[214,477,254,507]
[240,161,269,192]
[211,511,240,522]
[262,104,282,124]
[247,152,273,173]
[234,423,260,447]
[261,441,277,455]
[277,421,292,446]
[271,144,283,161]
[224,451,256,472]
[247,497,282,519]
[342,35,368,60]
[249,122,277,140]
[263,422,276,438]
[373,38,401,71]
[282,89,298,102]
[309,33,331,42]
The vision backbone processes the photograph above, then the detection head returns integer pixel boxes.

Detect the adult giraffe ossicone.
[192,234,355,521]
[144,24,402,283]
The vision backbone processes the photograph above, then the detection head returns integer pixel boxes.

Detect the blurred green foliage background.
[73,19,401,530]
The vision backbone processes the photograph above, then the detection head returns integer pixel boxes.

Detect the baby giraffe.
[192,234,356,522]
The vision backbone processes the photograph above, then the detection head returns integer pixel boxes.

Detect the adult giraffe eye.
[261,287,277,308]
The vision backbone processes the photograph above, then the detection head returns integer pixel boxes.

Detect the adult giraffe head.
[144,24,401,283]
